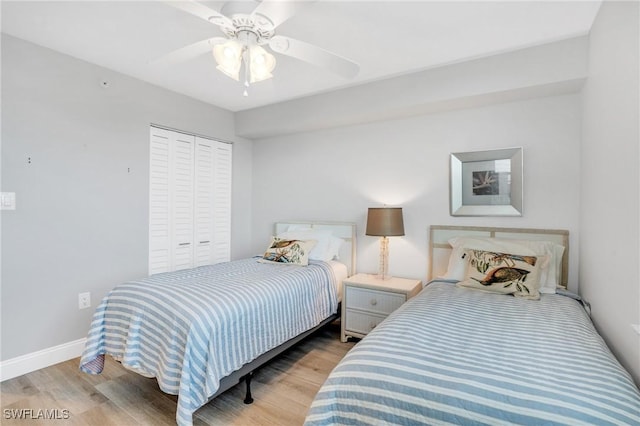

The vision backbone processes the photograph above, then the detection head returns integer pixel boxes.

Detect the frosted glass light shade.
[213,40,276,85]
[213,41,243,81]
[249,45,276,83]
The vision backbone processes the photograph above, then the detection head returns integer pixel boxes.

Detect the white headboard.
[274,221,357,276]
[429,225,569,286]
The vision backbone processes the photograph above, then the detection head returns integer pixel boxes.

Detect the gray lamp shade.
[366,207,405,237]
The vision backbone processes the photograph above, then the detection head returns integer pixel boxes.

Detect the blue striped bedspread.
[80,258,338,426]
[305,281,640,425]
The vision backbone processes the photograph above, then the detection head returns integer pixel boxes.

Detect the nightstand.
[341,273,422,342]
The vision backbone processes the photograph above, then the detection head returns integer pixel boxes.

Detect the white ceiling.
[1,1,602,112]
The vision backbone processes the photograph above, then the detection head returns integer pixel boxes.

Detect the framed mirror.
[450,147,523,216]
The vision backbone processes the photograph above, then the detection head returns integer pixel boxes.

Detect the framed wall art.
[450,147,523,216]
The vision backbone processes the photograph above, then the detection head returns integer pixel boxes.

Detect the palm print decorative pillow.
[259,237,317,266]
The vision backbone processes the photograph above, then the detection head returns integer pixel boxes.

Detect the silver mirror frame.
[450,147,523,216]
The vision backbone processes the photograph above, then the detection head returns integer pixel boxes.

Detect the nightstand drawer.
[345,286,405,315]
[345,310,387,335]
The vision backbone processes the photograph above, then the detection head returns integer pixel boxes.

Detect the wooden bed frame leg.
[243,372,254,404]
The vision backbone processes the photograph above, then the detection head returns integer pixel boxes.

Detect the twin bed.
[305,225,640,425]
[80,223,640,425]
[80,221,355,426]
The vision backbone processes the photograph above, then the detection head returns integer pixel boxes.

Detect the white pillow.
[287,224,313,231]
[442,237,564,294]
[442,238,538,280]
[277,230,339,262]
[327,236,344,260]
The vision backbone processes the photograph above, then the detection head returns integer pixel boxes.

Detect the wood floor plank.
[0,321,355,425]
[0,375,40,406]
[1,391,69,425]
[68,400,140,426]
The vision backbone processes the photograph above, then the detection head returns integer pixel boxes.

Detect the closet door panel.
[212,141,232,263]
[194,138,214,267]
[149,127,172,274]
[171,133,195,270]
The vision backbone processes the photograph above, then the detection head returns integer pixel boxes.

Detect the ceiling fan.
[158,0,360,96]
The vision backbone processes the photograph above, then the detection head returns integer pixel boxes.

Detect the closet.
[149,126,232,274]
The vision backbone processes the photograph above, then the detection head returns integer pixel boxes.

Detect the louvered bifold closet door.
[149,128,195,273]
[211,141,232,263]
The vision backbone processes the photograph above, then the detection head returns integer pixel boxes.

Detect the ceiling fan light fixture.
[248,45,276,83]
[213,40,243,81]
[163,0,361,97]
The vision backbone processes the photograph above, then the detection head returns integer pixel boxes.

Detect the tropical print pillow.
[457,249,541,300]
[259,237,317,266]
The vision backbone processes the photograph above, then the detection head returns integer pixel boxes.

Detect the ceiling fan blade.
[269,35,359,79]
[150,37,227,65]
[251,1,315,30]
[163,0,233,27]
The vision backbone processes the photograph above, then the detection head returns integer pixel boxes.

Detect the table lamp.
[366,207,404,280]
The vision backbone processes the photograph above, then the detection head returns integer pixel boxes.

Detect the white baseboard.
[0,338,87,382]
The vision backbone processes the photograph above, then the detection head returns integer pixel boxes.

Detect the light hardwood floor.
[1,321,355,425]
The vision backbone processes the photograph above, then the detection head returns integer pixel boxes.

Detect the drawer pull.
[370,299,377,306]
[369,322,377,330]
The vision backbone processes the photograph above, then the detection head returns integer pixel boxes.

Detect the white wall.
[237,37,588,139]
[0,35,253,362]
[580,1,639,385]
[252,94,582,287]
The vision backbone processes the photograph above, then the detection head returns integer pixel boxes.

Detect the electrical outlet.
[78,292,91,310]
[632,324,640,336]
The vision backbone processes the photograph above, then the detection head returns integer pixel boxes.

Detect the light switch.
[1,192,16,210]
